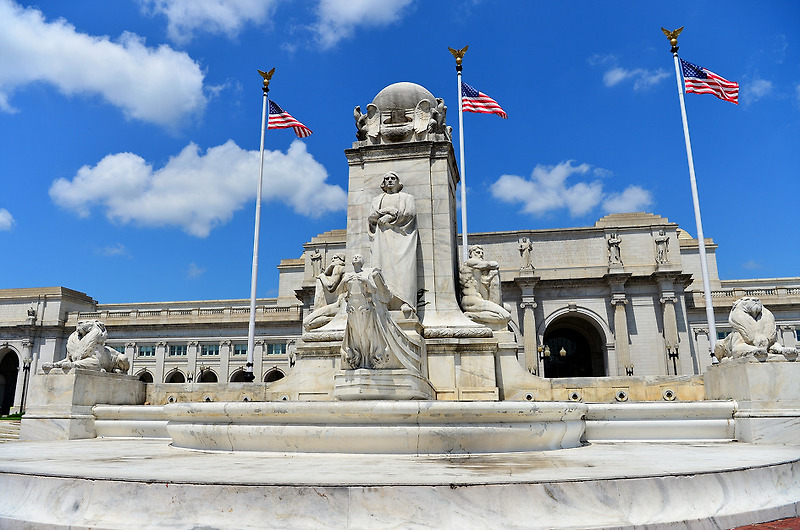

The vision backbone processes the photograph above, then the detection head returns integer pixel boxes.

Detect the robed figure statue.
[368,172,418,314]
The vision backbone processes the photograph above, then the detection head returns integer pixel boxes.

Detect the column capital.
[520,301,538,310]
[610,295,628,306]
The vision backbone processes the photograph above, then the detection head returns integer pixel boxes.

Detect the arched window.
[229,370,249,382]
[137,370,154,383]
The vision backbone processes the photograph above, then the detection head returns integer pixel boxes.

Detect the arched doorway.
[0,351,19,415]
[230,370,248,382]
[165,370,185,383]
[198,370,218,383]
[264,369,285,383]
[542,316,606,378]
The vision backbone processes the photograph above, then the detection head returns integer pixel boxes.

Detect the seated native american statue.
[714,297,798,362]
[42,320,130,374]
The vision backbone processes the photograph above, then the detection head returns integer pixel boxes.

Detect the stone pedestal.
[704,357,800,444]
[333,369,435,400]
[20,369,145,440]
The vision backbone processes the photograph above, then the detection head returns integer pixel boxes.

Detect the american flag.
[680,59,739,105]
[461,82,507,119]
[268,100,313,138]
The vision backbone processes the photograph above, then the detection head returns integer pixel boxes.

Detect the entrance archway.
[542,315,606,378]
[0,350,19,415]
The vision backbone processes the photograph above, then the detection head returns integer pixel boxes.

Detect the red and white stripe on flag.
[461,82,508,118]
[268,100,313,138]
[680,59,739,105]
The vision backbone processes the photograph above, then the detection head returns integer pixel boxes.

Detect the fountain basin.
[165,400,587,454]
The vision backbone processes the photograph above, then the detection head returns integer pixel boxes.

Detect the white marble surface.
[0,438,798,529]
[165,400,586,453]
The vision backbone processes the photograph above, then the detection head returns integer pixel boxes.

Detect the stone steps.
[0,421,21,442]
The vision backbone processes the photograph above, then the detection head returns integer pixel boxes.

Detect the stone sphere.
[372,82,436,110]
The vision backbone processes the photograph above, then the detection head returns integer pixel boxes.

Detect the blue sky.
[1,0,798,303]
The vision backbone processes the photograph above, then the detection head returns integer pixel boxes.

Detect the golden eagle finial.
[448,45,468,66]
[257,68,275,92]
[661,27,684,52]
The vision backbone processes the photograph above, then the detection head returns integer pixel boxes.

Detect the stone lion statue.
[714,297,797,362]
[42,320,130,374]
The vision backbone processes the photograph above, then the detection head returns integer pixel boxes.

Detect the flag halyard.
[268,100,313,137]
[680,59,739,105]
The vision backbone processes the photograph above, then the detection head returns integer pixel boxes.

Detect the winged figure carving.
[448,45,468,65]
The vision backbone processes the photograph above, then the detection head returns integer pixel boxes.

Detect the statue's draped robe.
[340,268,422,372]
[368,191,418,310]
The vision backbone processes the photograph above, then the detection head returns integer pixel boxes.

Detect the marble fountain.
[2,82,799,529]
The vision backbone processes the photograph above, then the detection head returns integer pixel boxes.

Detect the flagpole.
[245,68,275,382]
[663,29,718,361]
[450,46,469,263]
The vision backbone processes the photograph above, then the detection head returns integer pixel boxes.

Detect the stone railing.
[70,304,301,325]
[689,283,800,309]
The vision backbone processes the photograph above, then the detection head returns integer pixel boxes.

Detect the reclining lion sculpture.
[714,297,798,362]
[42,320,130,374]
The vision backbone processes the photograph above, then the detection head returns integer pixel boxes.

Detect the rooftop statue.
[715,297,798,362]
[368,172,418,316]
[42,320,130,374]
[340,255,422,372]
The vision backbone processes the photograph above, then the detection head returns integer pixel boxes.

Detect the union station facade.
[2,212,799,414]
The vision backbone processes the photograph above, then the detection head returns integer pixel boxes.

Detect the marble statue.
[303,253,346,330]
[518,237,534,270]
[608,233,622,266]
[354,106,368,141]
[465,245,502,305]
[459,265,511,330]
[42,320,130,374]
[715,297,798,361]
[310,248,323,277]
[357,82,449,144]
[340,255,422,371]
[655,230,670,264]
[368,172,418,314]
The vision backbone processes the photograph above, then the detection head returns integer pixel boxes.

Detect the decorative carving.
[518,237,534,270]
[465,245,502,306]
[303,253,346,330]
[354,106,368,141]
[423,326,493,339]
[715,297,798,361]
[42,320,130,374]
[340,255,422,371]
[607,233,622,266]
[459,264,511,330]
[357,83,447,144]
[368,172,418,314]
[655,229,670,264]
[310,248,323,276]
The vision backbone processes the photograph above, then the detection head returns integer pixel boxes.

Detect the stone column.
[660,294,680,374]
[220,340,232,383]
[254,339,266,382]
[124,342,136,376]
[515,274,540,375]
[155,341,167,382]
[610,296,631,376]
[13,339,33,414]
[693,328,711,369]
[187,341,199,381]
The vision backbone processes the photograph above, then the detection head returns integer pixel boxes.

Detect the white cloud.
[745,78,773,103]
[49,140,347,237]
[0,0,206,127]
[187,262,206,278]
[139,0,278,43]
[603,67,669,91]
[314,0,414,48]
[0,208,14,231]
[601,186,652,213]
[742,259,762,270]
[94,243,130,257]
[490,161,652,218]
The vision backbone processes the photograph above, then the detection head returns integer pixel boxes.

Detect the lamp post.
[20,357,31,415]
